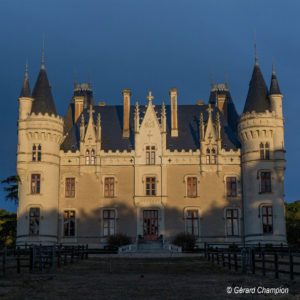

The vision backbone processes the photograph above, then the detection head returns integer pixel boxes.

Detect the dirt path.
[0,257,299,299]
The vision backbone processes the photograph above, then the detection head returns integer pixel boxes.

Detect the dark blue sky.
[1,0,299,212]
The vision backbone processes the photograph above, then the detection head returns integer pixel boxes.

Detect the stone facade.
[16,58,287,247]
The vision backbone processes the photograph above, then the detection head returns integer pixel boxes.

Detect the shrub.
[172,232,196,251]
[107,234,132,248]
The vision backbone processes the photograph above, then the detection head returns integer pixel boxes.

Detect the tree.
[285,200,300,245]
[0,209,17,247]
[1,175,19,205]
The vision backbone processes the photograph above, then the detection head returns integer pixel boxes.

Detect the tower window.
[206,148,217,164]
[65,178,75,198]
[104,177,115,197]
[32,144,42,162]
[226,209,239,236]
[260,142,270,160]
[262,206,273,233]
[260,172,272,193]
[85,150,90,165]
[187,177,197,197]
[186,210,199,236]
[146,146,155,165]
[91,149,95,165]
[103,209,116,237]
[226,177,237,197]
[146,177,156,196]
[31,174,40,194]
[64,210,75,237]
[29,207,40,235]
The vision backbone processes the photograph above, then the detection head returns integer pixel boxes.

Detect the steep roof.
[19,69,31,98]
[243,63,270,114]
[270,69,281,95]
[61,104,240,152]
[31,67,57,116]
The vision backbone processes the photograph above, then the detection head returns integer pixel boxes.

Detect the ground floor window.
[262,206,273,233]
[143,210,159,240]
[226,209,239,236]
[186,210,199,236]
[64,210,75,237]
[29,207,40,235]
[103,209,116,237]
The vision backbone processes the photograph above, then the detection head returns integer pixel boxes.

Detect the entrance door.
[143,210,158,240]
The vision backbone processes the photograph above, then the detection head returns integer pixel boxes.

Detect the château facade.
[16,55,287,247]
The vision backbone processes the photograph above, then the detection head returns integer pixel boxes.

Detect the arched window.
[85,150,90,165]
[206,148,210,164]
[91,149,95,165]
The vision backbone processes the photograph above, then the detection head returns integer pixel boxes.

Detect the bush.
[172,232,196,251]
[107,234,132,248]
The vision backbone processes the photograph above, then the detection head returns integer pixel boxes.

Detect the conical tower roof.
[270,63,281,95]
[243,62,270,114]
[31,65,57,116]
[19,62,31,98]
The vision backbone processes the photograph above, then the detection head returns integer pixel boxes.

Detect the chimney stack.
[74,96,85,122]
[122,89,131,138]
[170,88,178,137]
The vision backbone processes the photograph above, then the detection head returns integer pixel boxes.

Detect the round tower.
[238,59,286,245]
[17,59,63,245]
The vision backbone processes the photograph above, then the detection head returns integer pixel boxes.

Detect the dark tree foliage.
[1,175,19,205]
[172,232,196,251]
[285,200,300,245]
[0,209,17,247]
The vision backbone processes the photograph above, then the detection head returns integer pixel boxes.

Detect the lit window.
[29,207,40,235]
[186,210,198,236]
[65,178,75,198]
[146,177,156,196]
[31,174,40,194]
[64,210,75,237]
[146,146,155,165]
[32,144,42,162]
[187,177,197,197]
[262,206,273,234]
[91,149,95,165]
[104,177,115,197]
[85,150,90,165]
[226,209,239,236]
[226,177,237,197]
[260,172,271,193]
[103,209,115,237]
[260,142,270,160]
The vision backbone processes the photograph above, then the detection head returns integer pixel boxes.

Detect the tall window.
[103,209,115,236]
[146,177,156,196]
[226,177,237,197]
[91,149,95,165]
[65,178,75,198]
[260,142,270,160]
[262,206,273,233]
[186,210,198,236]
[29,207,40,235]
[31,174,40,194]
[104,177,115,197]
[260,172,271,193]
[187,177,197,197]
[32,144,42,162]
[85,149,95,165]
[226,209,239,236]
[64,210,75,237]
[146,146,155,165]
[206,148,216,164]
[85,150,90,165]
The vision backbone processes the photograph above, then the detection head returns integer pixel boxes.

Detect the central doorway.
[143,210,158,240]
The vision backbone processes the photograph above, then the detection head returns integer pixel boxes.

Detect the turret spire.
[270,62,281,95]
[254,30,258,65]
[19,60,31,98]
[41,36,45,70]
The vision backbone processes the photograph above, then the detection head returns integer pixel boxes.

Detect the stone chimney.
[74,96,85,122]
[170,88,178,137]
[122,89,131,138]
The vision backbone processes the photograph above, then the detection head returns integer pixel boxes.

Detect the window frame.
[104,177,115,198]
[63,210,76,237]
[145,177,156,196]
[146,145,156,165]
[31,174,41,194]
[103,209,116,237]
[32,144,42,162]
[29,207,40,236]
[225,208,239,236]
[226,177,237,197]
[186,209,199,236]
[65,177,75,198]
[187,177,197,197]
[260,171,272,193]
[261,205,273,234]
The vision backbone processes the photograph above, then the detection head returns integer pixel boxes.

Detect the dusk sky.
[0,0,299,212]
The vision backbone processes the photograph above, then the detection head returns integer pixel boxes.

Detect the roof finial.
[272,61,275,74]
[88,69,91,89]
[211,71,214,89]
[41,35,45,69]
[25,59,28,78]
[254,30,258,65]
[74,69,77,89]
[225,72,228,89]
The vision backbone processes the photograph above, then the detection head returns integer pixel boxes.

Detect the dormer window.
[206,147,217,164]
[146,146,155,165]
[91,149,95,165]
[85,149,95,165]
[32,144,42,162]
[260,142,270,160]
[85,150,90,165]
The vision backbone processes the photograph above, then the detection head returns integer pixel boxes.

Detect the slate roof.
[19,73,31,98]
[243,63,270,114]
[270,71,281,95]
[61,104,240,152]
[31,67,57,116]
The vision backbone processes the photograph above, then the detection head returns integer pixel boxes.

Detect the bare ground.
[0,257,299,300]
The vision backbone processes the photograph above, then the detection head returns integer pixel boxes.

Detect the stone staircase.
[137,240,170,253]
